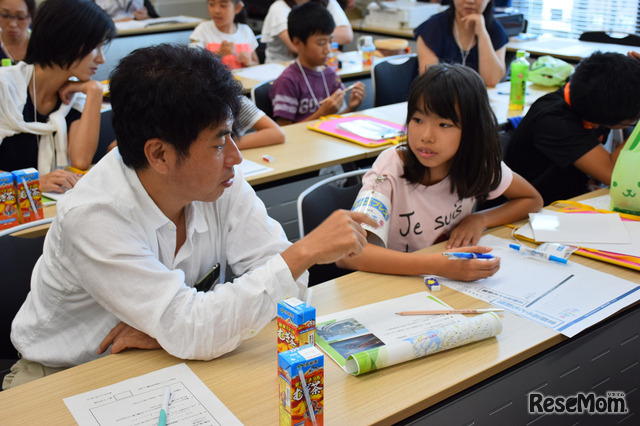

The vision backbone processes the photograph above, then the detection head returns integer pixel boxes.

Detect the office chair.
[92,108,116,164]
[0,219,52,384]
[297,169,370,286]
[371,53,418,107]
[251,79,275,119]
[579,31,640,47]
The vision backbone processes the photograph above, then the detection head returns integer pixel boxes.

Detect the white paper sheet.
[516,209,640,257]
[529,211,630,243]
[232,63,286,83]
[439,235,640,337]
[64,363,242,426]
[114,16,203,31]
[238,158,273,178]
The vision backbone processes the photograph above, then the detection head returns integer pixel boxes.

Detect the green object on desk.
[529,55,574,86]
[610,120,640,215]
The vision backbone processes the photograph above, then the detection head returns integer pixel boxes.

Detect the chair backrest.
[579,31,640,47]
[371,53,418,107]
[0,227,49,370]
[297,169,369,285]
[251,79,275,119]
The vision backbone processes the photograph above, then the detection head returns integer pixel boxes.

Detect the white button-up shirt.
[11,150,307,367]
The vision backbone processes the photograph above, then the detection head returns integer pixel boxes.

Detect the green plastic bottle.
[509,50,529,110]
[1,58,12,67]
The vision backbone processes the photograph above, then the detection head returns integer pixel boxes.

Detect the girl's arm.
[462,14,506,87]
[63,80,104,171]
[416,36,439,74]
[447,173,543,248]
[336,244,500,282]
[333,25,353,45]
[277,30,298,56]
[239,50,260,67]
[235,115,285,149]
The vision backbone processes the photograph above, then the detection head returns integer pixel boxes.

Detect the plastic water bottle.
[509,50,529,110]
[358,36,376,67]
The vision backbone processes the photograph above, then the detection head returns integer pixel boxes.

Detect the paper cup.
[352,189,391,247]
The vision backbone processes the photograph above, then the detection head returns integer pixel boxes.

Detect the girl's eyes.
[411,116,423,124]
[439,122,454,128]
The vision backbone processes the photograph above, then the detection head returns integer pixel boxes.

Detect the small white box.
[363,2,444,30]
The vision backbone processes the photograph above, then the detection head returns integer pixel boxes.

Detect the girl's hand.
[447,214,487,248]
[219,40,236,57]
[238,51,251,66]
[318,89,345,116]
[460,13,488,37]
[133,7,149,20]
[40,169,81,193]
[346,82,365,110]
[58,80,103,104]
[434,246,500,281]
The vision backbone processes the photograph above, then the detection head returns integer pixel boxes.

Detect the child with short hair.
[189,0,259,69]
[269,1,365,125]
[338,64,543,281]
[261,0,352,64]
[504,51,640,205]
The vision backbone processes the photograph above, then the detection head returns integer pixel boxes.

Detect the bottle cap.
[516,50,527,58]
[1,58,12,67]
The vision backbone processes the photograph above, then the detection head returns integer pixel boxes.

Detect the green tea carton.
[277,298,316,353]
[278,345,324,426]
[0,172,19,230]
[12,168,43,223]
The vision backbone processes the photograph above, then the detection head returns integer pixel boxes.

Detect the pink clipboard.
[307,115,406,147]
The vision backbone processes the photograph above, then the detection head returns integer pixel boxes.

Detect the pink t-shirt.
[358,147,513,252]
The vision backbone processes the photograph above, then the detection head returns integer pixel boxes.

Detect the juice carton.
[278,345,324,426]
[0,172,19,230]
[12,168,44,223]
[277,298,316,353]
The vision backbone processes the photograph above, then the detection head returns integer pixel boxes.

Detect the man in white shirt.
[4,44,375,389]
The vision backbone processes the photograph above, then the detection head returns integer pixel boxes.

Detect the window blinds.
[512,0,640,39]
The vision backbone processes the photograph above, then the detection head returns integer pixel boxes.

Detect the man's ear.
[143,138,173,175]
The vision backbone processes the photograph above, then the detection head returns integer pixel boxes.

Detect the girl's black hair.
[446,0,495,30]
[24,0,116,69]
[402,63,502,202]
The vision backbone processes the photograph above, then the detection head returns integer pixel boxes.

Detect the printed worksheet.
[440,235,640,337]
[64,363,242,425]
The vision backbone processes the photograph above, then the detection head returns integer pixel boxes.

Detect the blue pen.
[158,386,172,426]
[509,244,568,264]
[442,252,495,259]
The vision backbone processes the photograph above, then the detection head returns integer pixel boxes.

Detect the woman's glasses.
[0,12,30,22]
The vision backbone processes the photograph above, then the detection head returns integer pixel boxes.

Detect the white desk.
[507,34,633,62]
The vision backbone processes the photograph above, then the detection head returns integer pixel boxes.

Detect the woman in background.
[0,0,35,63]
[0,0,116,192]
[414,0,507,86]
[94,0,159,21]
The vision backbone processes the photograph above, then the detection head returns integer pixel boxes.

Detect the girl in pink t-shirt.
[189,0,259,69]
[339,64,543,282]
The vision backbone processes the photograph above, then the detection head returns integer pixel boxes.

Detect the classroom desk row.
[29,82,553,237]
[506,34,634,62]
[2,190,638,424]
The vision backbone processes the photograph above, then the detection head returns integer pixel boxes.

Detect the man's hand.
[97,321,161,355]
[40,169,80,193]
[282,210,378,279]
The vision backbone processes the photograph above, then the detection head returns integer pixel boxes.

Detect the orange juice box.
[12,168,44,223]
[0,171,19,230]
[278,345,324,426]
[277,298,316,353]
